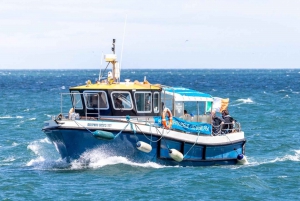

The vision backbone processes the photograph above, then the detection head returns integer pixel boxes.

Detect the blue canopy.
[163,87,213,102]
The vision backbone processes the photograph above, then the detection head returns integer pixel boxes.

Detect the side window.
[162,93,173,112]
[135,92,152,113]
[71,91,83,109]
[153,92,159,113]
[83,91,109,109]
[111,92,133,110]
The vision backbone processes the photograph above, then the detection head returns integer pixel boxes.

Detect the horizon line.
[0,68,299,70]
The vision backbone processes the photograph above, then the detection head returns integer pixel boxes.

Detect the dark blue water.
[0,69,299,200]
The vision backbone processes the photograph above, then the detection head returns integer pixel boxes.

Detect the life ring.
[162,108,173,129]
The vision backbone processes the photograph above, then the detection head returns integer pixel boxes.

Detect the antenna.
[119,14,127,82]
[112,39,115,53]
[98,51,103,81]
[112,39,116,81]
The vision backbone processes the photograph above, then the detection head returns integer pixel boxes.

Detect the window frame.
[111,91,133,110]
[71,91,83,110]
[134,91,152,113]
[83,90,109,110]
[153,92,160,113]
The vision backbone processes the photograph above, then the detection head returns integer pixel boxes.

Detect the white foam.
[27,143,41,155]
[69,147,165,170]
[271,150,300,162]
[12,142,19,147]
[238,150,300,169]
[26,156,70,169]
[2,156,15,162]
[39,137,51,144]
[26,140,165,170]
[26,138,69,169]
[231,98,255,107]
[282,95,290,99]
[0,115,13,119]
[27,156,45,166]
[236,98,254,103]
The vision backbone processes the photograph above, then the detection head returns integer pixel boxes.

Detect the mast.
[112,39,116,81]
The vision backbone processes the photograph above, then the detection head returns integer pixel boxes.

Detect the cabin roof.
[70,81,161,91]
[163,87,213,102]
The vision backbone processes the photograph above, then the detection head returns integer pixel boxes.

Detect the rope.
[135,124,166,143]
[113,122,130,139]
[114,115,136,140]
[183,131,201,158]
[73,120,94,134]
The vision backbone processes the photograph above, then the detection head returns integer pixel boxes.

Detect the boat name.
[173,119,210,132]
[87,123,112,127]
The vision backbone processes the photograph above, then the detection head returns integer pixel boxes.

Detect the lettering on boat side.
[87,123,112,127]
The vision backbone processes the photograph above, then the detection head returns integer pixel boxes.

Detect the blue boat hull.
[44,128,246,166]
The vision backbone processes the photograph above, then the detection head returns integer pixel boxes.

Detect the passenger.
[221,110,235,133]
[114,98,124,108]
[211,109,224,135]
[183,110,191,121]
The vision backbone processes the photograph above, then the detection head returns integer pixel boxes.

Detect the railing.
[59,92,100,121]
[212,122,242,136]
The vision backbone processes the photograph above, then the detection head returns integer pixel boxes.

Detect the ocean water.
[0,69,299,200]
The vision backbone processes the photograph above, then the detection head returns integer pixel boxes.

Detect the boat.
[42,39,247,166]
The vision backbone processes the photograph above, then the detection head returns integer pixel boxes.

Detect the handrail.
[212,122,241,135]
[60,92,101,121]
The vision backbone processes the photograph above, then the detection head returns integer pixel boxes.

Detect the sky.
[0,0,300,69]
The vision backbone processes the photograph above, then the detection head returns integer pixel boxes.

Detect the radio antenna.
[98,51,103,81]
[119,14,127,82]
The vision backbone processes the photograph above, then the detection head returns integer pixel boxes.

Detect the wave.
[282,95,290,99]
[231,98,254,107]
[26,140,165,170]
[270,150,300,162]
[27,138,52,154]
[12,142,19,147]
[1,156,15,162]
[69,147,165,170]
[236,98,254,104]
[0,115,24,119]
[0,156,16,167]
[26,138,69,169]
[232,150,300,169]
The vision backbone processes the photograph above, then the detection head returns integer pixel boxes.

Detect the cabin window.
[71,91,83,109]
[153,92,159,113]
[83,91,109,109]
[111,92,133,110]
[135,92,152,113]
[162,93,173,112]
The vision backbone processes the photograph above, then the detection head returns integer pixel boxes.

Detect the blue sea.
[0,69,299,200]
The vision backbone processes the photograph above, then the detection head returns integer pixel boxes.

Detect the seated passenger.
[114,98,124,108]
[221,110,235,133]
[211,110,224,135]
[182,110,191,121]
